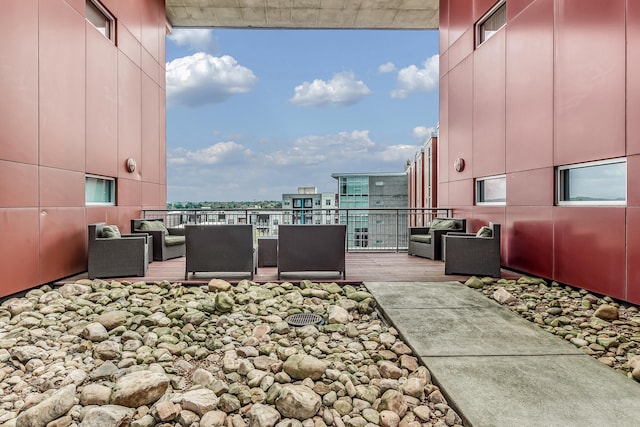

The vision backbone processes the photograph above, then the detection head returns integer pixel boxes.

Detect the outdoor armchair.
[184,224,257,280]
[88,223,149,279]
[444,222,502,278]
[408,217,467,260]
[277,224,347,279]
[131,218,185,261]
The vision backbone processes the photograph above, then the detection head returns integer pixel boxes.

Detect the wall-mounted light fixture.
[454,157,465,172]
[126,158,137,173]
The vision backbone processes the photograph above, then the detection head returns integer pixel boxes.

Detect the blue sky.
[165,29,440,202]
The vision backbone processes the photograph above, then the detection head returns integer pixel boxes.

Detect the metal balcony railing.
[141,207,451,252]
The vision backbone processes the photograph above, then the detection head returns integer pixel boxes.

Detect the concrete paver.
[365,281,640,427]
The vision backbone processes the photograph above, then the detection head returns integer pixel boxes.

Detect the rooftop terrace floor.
[61,252,522,284]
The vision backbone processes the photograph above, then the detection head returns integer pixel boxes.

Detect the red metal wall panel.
[628,155,640,207]
[627,208,640,303]
[472,30,505,178]
[118,0,142,43]
[627,0,640,155]
[554,0,626,165]
[38,0,86,172]
[118,52,143,180]
[447,57,474,183]
[0,0,39,165]
[448,0,474,46]
[0,209,40,294]
[505,0,554,173]
[507,168,554,207]
[440,0,449,53]
[506,206,553,278]
[0,161,38,207]
[448,179,474,207]
[39,168,85,207]
[507,0,536,20]
[85,21,118,178]
[447,28,474,71]
[39,207,86,283]
[439,75,450,184]
[117,24,142,66]
[142,74,161,183]
[553,207,626,299]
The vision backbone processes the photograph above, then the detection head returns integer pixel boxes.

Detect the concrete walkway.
[365,281,640,427]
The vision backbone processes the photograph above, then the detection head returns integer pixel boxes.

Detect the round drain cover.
[285,313,324,327]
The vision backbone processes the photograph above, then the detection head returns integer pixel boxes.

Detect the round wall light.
[454,157,465,172]
[126,158,137,173]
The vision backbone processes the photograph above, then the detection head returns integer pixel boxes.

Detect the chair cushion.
[100,225,121,239]
[430,218,458,231]
[476,226,493,238]
[410,234,432,244]
[139,220,169,236]
[164,235,185,246]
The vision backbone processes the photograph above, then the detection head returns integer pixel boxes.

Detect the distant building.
[407,133,438,227]
[331,172,408,249]
[281,187,338,225]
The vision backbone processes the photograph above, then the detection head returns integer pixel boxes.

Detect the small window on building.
[284,200,291,206]
[86,175,115,205]
[86,0,115,42]
[375,181,384,186]
[556,158,626,205]
[375,200,384,206]
[325,199,331,206]
[476,0,506,47]
[476,175,506,205]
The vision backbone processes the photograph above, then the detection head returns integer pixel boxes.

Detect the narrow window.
[556,159,626,205]
[86,175,115,205]
[476,175,506,205]
[86,0,115,42]
[476,0,506,47]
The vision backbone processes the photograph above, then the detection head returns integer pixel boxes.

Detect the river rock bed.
[465,276,640,382]
[0,279,464,427]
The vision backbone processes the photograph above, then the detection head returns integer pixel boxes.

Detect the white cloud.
[411,126,437,142]
[166,53,257,107]
[391,54,439,99]
[167,29,216,51]
[167,141,251,166]
[289,71,371,107]
[378,62,396,73]
[266,130,375,166]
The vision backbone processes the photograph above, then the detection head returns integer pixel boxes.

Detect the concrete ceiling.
[165,0,439,30]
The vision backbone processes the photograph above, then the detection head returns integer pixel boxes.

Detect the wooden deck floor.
[62,252,521,285]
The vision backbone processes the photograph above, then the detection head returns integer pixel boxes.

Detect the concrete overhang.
[166,0,439,30]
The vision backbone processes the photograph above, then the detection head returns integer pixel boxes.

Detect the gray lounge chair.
[444,222,502,278]
[408,218,467,260]
[185,224,257,280]
[131,218,185,261]
[277,224,347,279]
[88,223,149,279]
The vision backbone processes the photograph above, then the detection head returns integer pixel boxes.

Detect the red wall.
[438,0,639,303]
[0,0,166,295]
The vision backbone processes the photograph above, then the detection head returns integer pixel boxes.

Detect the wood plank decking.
[61,252,521,284]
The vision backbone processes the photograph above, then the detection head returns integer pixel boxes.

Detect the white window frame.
[86,0,115,42]
[476,0,506,48]
[85,175,116,206]
[476,174,506,205]
[556,158,627,206]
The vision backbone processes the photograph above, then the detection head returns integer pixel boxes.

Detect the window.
[86,0,115,42]
[476,175,506,205]
[86,176,115,205]
[325,199,331,206]
[557,159,626,205]
[476,0,506,47]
